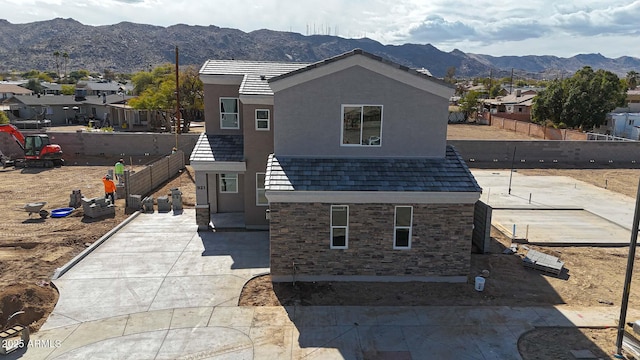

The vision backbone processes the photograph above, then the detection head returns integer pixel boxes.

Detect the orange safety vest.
[102,177,116,193]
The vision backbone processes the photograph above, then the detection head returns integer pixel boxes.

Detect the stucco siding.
[217,173,245,213]
[273,66,448,158]
[203,83,242,135]
[242,103,274,227]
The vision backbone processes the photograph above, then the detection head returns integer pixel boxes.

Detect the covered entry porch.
[190,134,246,230]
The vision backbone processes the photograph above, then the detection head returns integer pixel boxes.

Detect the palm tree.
[62,52,69,80]
[53,51,60,80]
[627,71,639,90]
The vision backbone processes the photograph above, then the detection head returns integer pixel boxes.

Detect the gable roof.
[0,84,32,95]
[265,145,481,193]
[10,94,132,106]
[483,93,536,107]
[268,49,454,99]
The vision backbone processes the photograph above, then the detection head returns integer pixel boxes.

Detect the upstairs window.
[256,109,270,131]
[342,105,382,146]
[330,205,349,249]
[394,206,413,249]
[220,97,239,129]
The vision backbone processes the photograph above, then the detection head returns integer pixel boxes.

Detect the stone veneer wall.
[195,205,210,231]
[269,202,474,281]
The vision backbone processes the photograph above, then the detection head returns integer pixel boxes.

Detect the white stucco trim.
[239,94,274,105]
[265,190,480,204]
[200,74,244,85]
[191,161,246,172]
[269,54,453,99]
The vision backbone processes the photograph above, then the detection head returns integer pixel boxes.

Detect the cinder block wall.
[37,132,198,158]
[448,140,640,168]
[127,151,186,198]
[269,202,474,281]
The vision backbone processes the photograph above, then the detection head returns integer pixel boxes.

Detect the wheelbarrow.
[23,202,48,219]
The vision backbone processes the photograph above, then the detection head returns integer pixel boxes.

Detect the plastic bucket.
[474,276,486,292]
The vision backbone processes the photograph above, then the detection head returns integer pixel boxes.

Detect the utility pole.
[175,46,181,149]
[508,146,517,195]
[615,178,640,357]
[510,68,514,94]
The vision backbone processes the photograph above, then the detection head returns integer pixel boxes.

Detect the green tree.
[53,51,61,79]
[532,66,626,129]
[177,66,204,131]
[22,70,40,78]
[62,52,69,79]
[0,111,9,125]
[103,69,116,81]
[25,78,43,94]
[61,84,75,95]
[444,66,456,84]
[488,84,501,98]
[129,64,203,132]
[68,70,90,82]
[459,90,481,121]
[627,71,639,89]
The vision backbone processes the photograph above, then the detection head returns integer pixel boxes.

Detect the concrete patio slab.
[473,170,636,245]
[20,208,638,359]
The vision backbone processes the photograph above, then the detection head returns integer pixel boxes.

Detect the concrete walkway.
[10,209,640,359]
[473,170,637,245]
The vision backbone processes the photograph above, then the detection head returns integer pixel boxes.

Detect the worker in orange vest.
[102,174,117,205]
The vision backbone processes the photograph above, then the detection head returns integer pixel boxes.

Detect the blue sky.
[3,0,640,58]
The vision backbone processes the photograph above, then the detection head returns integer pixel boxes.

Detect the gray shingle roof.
[265,145,481,192]
[199,60,309,96]
[10,94,130,106]
[190,133,244,162]
[269,49,452,89]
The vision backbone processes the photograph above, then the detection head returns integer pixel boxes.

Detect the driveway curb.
[52,211,141,280]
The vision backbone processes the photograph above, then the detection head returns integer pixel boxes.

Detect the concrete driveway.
[10,209,637,359]
[472,170,637,245]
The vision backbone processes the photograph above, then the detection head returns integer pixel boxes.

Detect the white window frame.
[220,97,240,129]
[256,172,267,206]
[340,104,383,147]
[393,206,413,250]
[255,109,270,131]
[330,205,349,249]
[219,173,238,193]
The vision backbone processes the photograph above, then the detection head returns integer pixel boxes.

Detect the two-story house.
[192,49,481,282]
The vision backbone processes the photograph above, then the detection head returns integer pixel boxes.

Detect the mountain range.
[0,18,638,79]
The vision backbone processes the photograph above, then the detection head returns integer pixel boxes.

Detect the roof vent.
[260,75,266,80]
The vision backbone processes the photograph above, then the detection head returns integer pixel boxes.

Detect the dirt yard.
[2,122,640,358]
[0,160,196,332]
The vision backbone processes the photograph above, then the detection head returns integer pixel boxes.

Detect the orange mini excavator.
[0,124,64,168]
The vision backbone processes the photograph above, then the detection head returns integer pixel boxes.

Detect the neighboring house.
[7,94,137,127]
[482,90,537,120]
[192,49,482,283]
[77,81,132,96]
[0,84,32,100]
[605,113,640,140]
[613,88,640,113]
[41,82,63,95]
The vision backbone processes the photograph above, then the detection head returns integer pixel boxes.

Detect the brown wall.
[217,173,245,212]
[242,104,274,228]
[269,202,474,281]
[203,83,242,135]
[489,115,588,140]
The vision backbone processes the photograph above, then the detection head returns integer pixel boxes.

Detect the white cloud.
[0,0,639,58]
